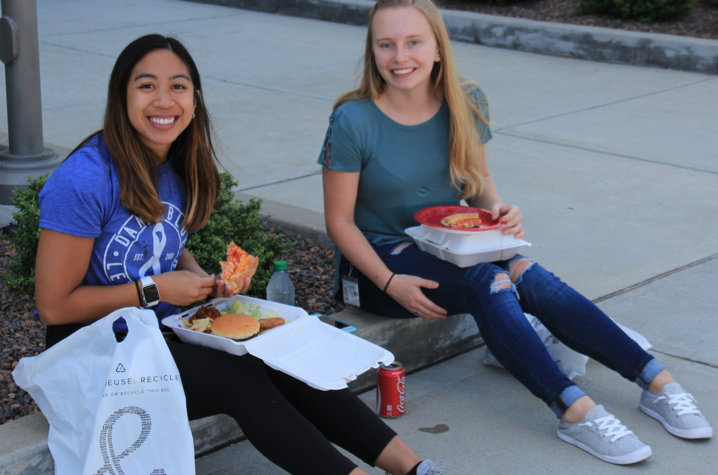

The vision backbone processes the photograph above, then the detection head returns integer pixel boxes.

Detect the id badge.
[342,276,360,307]
[342,264,361,307]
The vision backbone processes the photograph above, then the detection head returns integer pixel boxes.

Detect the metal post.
[0,0,61,205]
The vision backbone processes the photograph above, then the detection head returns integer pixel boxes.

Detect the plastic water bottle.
[266,260,295,306]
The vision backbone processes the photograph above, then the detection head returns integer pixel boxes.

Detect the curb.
[0,311,483,474]
[184,0,718,74]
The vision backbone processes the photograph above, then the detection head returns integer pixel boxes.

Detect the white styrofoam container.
[406,226,531,268]
[162,296,394,391]
[245,315,394,390]
[409,224,507,252]
[161,295,309,357]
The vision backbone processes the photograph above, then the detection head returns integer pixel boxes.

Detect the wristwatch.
[140,276,161,307]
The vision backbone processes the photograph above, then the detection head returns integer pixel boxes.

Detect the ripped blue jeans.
[339,242,664,418]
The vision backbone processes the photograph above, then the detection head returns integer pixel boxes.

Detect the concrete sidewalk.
[0,0,716,473]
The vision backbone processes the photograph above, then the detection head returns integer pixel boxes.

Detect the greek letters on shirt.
[103,202,187,283]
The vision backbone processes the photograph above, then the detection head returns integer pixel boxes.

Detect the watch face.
[143,284,160,304]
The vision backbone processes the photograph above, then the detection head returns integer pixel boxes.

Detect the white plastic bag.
[13,307,195,475]
[483,313,590,380]
[483,314,654,380]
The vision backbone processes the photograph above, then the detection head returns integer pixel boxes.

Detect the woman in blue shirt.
[35,34,442,475]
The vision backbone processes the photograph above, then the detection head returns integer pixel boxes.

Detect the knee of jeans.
[508,257,535,285]
[490,271,513,295]
[390,242,415,255]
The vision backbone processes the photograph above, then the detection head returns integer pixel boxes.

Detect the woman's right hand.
[152,271,216,307]
[385,274,448,320]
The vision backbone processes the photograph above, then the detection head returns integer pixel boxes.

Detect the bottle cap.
[273,260,287,271]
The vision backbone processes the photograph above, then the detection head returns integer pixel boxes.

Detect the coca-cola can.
[376,362,406,418]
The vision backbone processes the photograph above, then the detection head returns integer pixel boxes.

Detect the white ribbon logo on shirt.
[139,223,167,278]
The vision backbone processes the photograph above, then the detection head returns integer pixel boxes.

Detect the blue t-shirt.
[318,87,492,246]
[39,134,189,325]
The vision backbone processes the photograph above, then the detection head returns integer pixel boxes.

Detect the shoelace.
[655,392,702,416]
[579,415,633,443]
[422,459,447,475]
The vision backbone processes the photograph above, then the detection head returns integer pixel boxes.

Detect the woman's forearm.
[328,221,394,291]
[466,176,502,210]
[176,249,208,276]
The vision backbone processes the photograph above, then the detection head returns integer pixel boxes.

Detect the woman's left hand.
[491,203,524,239]
[210,276,251,298]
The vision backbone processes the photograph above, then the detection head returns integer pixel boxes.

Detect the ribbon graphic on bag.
[94,406,164,475]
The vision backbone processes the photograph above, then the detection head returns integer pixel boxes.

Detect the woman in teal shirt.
[320,0,712,466]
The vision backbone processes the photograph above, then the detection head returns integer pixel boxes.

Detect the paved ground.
[0,0,716,473]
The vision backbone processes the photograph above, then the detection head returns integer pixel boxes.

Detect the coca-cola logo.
[397,376,406,413]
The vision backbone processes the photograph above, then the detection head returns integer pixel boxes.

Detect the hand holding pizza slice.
[220,242,259,295]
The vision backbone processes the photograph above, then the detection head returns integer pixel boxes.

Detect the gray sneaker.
[385,459,446,475]
[640,382,713,439]
[416,460,446,475]
[557,405,652,465]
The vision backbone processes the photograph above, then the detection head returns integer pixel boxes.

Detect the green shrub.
[185,172,292,299]
[4,175,48,292]
[577,0,694,22]
[3,172,292,299]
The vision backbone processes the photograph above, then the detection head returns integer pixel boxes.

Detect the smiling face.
[371,7,440,97]
[126,49,195,162]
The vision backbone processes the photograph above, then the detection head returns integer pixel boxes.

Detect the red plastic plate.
[413,205,504,232]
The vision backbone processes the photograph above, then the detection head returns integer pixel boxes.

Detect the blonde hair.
[334,0,489,199]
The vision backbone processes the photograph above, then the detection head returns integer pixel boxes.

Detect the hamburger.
[211,314,260,341]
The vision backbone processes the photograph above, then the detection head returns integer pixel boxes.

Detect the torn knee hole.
[490,272,512,293]
[509,258,534,283]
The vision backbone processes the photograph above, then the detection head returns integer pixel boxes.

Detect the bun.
[211,314,260,340]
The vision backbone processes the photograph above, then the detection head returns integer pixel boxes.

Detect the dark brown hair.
[78,34,220,232]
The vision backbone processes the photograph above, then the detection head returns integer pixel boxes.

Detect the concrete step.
[0,309,482,474]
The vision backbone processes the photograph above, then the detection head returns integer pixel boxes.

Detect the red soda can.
[376,362,406,418]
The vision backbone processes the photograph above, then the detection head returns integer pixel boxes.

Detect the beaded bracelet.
[383,273,396,293]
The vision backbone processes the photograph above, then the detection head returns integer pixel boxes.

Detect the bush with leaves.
[4,175,48,292]
[3,172,292,300]
[577,0,694,22]
[185,172,293,299]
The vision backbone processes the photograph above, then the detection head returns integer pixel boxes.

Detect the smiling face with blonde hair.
[333,0,488,200]
[370,6,441,97]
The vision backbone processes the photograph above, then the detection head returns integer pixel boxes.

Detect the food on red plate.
[211,314,260,341]
[220,242,259,294]
[259,317,285,331]
[440,213,482,229]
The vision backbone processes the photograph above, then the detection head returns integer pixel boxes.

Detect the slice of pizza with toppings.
[440,213,482,229]
[220,242,259,295]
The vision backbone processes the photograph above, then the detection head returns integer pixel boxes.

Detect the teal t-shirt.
[318,87,492,246]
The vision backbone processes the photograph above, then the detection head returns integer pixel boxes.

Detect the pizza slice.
[440,213,482,229]
[220,242,259,295]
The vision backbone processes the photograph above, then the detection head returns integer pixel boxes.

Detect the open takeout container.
[406,226,531,268]
[162,295,394,390]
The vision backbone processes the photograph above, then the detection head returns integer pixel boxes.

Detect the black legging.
[46,324,396,475]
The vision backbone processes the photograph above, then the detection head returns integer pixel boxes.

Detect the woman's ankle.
[647,369,674,395]
[561,395,597,423]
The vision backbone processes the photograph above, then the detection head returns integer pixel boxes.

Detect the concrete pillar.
[0,0,61,205]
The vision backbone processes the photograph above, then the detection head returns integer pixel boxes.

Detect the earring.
[192,113,196,118]
[436,55,441,62]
